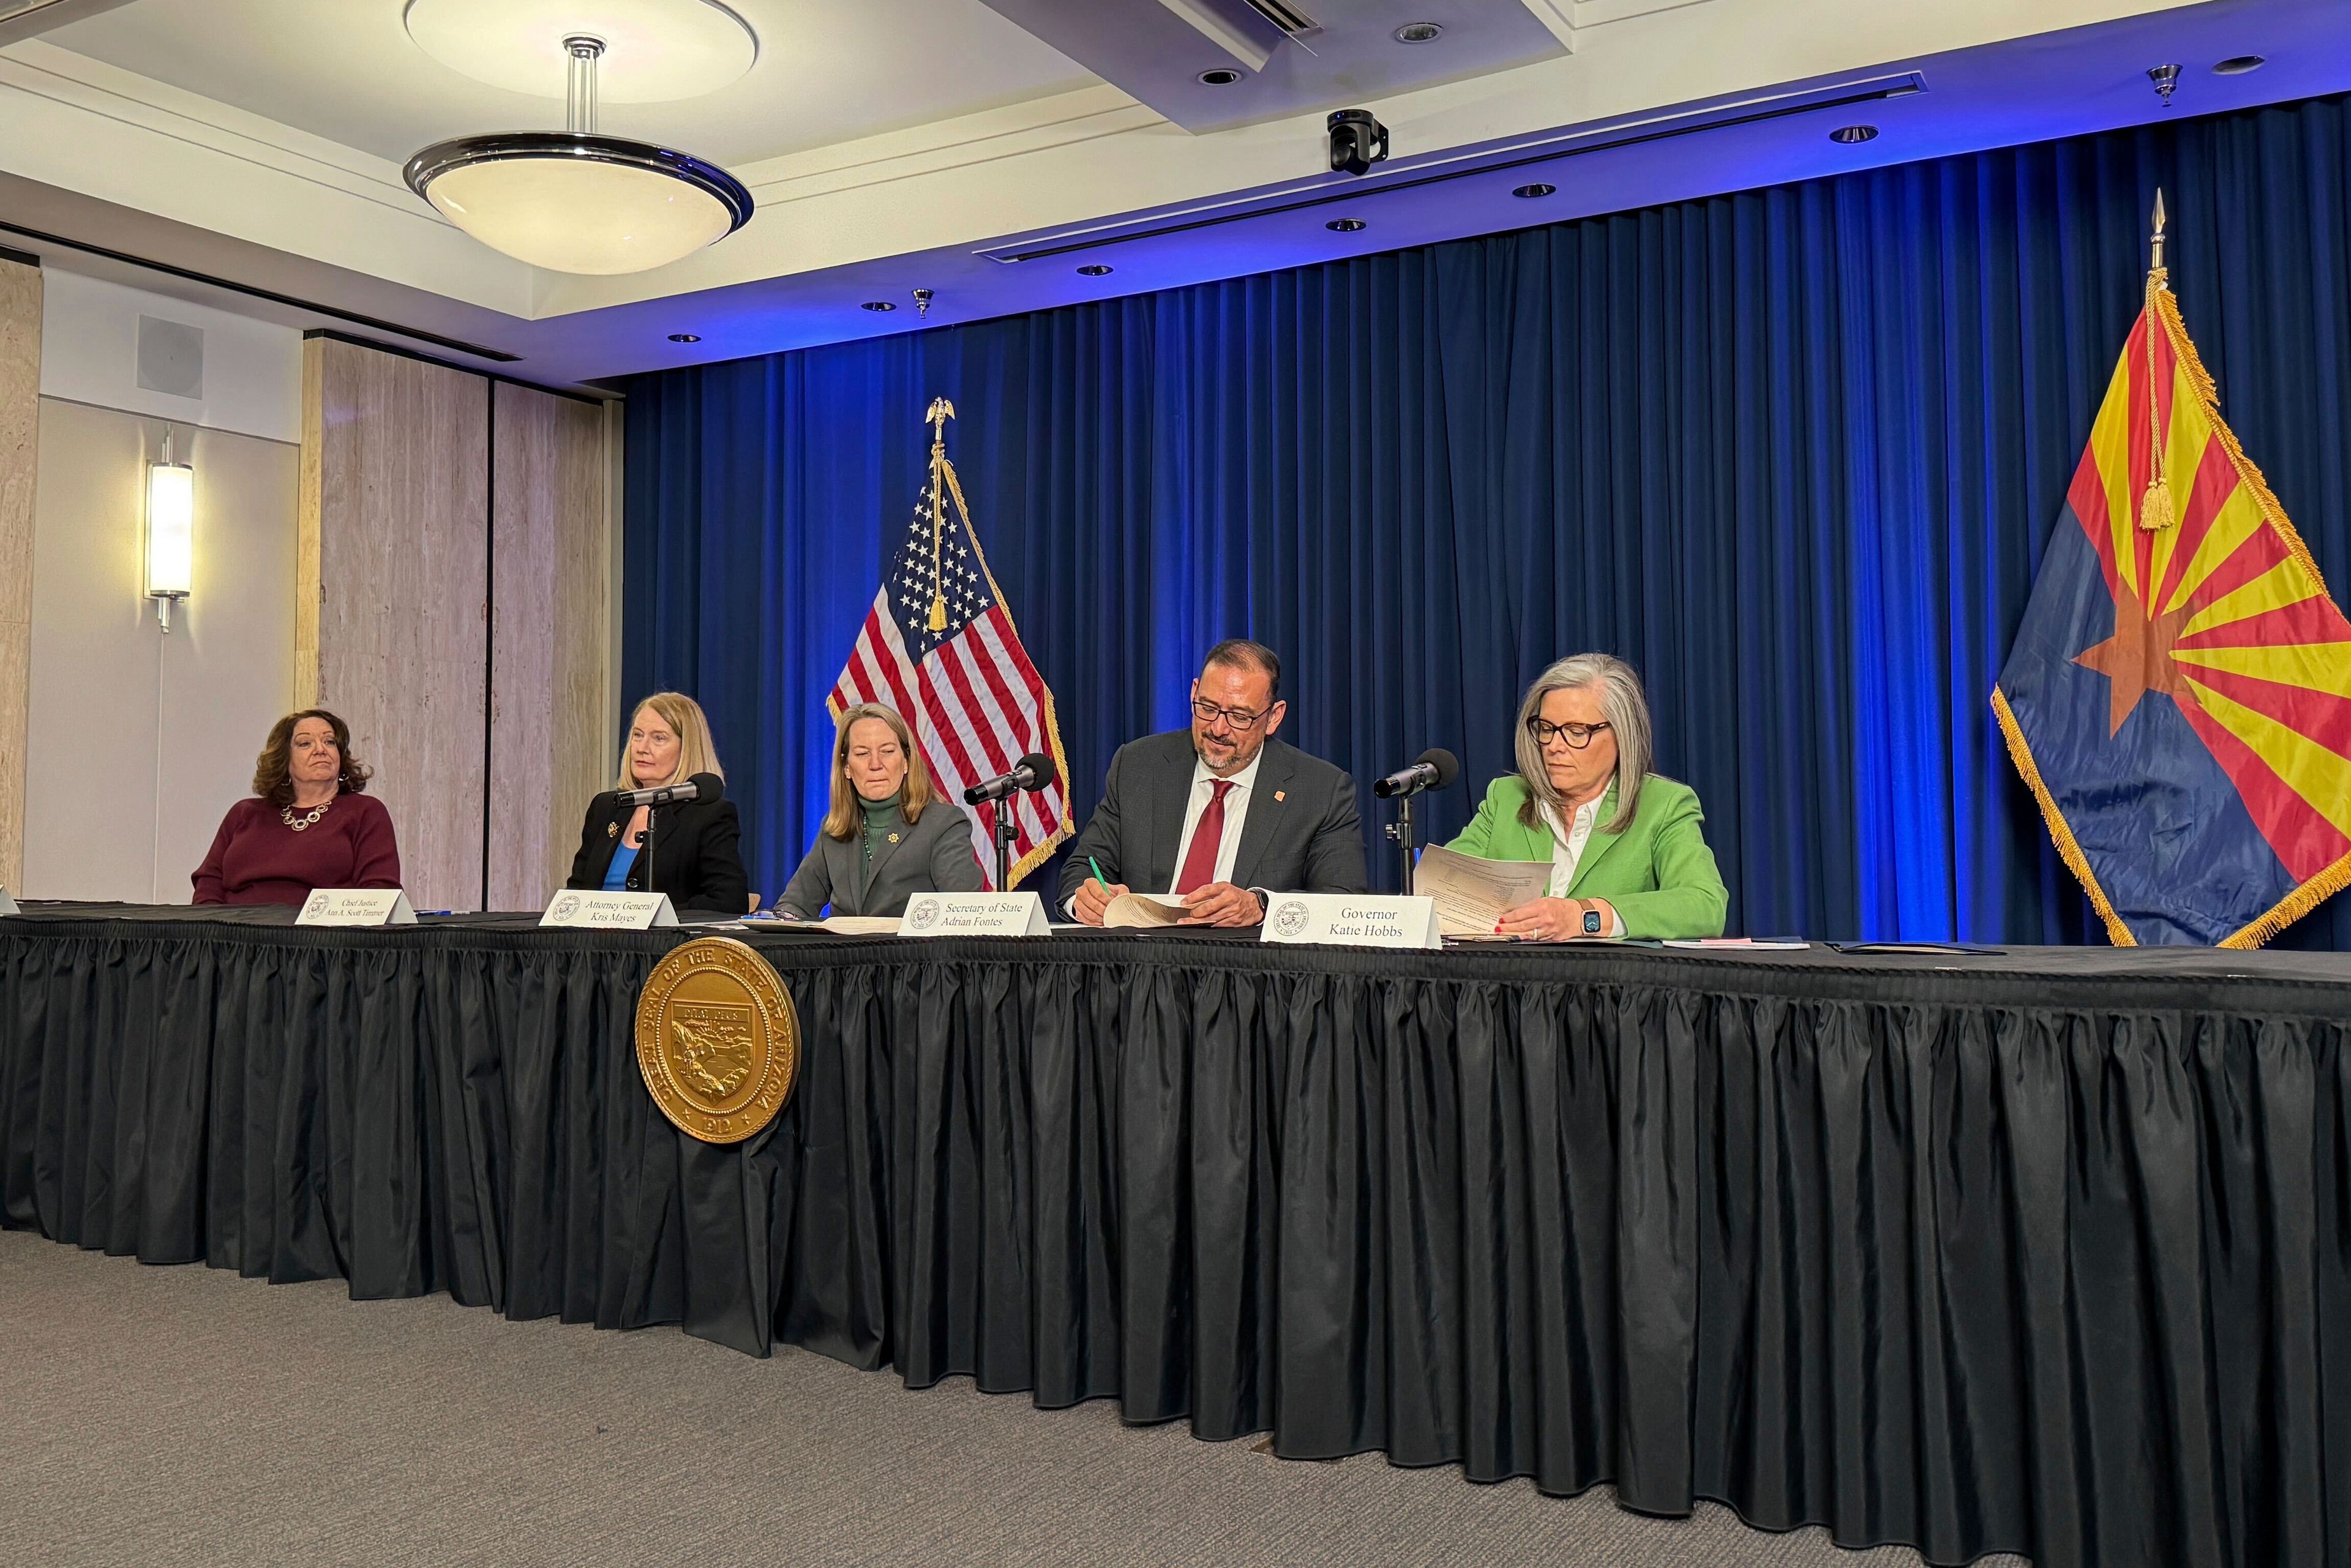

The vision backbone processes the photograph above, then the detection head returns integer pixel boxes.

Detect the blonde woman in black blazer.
[774,703,983,918]
[567,691,750,915]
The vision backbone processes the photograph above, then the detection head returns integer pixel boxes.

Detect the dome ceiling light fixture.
[404,27,754,275]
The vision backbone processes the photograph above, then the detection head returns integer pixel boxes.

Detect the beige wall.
[299,336,490,913]
[21,400,296,899]
[489,381,611,910]
[3,269,611,910]
[301,337,613,913]
[0,257,37,894]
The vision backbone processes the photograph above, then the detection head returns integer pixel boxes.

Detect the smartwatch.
[1582,908,1603,936]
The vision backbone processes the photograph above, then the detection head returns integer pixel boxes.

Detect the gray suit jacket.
[1055,731,1368,910]
[774,801,984,918]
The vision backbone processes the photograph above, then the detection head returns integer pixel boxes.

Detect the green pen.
[1089,855,1109,888]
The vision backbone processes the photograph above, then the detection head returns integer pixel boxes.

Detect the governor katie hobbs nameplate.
[634,937,800,1144]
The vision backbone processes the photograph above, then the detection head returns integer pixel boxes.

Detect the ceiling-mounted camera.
[1327,109,1390,177]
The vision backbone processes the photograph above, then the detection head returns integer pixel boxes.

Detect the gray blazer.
[774,801,984,918]
[1055,730,1368,909]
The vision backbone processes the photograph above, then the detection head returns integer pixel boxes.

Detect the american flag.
[827,469,1070,889]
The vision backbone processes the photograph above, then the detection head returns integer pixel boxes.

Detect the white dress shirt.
[1166,749,1263,893]
[1542,794,1627,937]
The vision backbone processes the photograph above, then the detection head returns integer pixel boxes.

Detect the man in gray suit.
[1061,640,1368,927]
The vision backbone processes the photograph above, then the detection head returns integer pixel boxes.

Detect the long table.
[3,905,2344,1568]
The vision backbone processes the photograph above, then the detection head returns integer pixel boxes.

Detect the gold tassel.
[928,594,947,632]
[2138,268,2176,532]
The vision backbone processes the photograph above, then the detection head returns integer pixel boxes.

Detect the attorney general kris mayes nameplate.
[1260,893,1441,950]
[297,888,417,926]
[898,891,1050,937]
[541,891,679,929]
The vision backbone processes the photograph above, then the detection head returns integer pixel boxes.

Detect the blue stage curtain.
[622,94,2351,948]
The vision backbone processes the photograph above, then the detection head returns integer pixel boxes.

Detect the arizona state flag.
[1994,267,2351,947]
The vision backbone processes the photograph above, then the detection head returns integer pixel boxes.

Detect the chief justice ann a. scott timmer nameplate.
[635,937,800,1144]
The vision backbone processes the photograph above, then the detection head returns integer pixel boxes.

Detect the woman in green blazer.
[1446,653,1728,940]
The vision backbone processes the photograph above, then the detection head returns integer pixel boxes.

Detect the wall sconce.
[145,426,193,631]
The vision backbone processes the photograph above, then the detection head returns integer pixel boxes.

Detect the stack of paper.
[1413,844,1551,937]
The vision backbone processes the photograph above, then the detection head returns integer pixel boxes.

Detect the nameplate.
[1260,893,1441,950]
[298,888,417,926]
[0,885,17,916]
[540,891,678,929]
[898,892,1050,937]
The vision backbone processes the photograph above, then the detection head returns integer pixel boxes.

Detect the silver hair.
[1510,653,1653,836]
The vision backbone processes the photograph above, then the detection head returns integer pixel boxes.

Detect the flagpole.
[924,397,954,631]
[2138,190,2177,533]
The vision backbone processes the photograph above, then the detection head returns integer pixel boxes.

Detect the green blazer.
[1443,774,1729,940]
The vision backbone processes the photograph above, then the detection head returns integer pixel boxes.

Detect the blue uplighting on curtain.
[621,94,2351,948]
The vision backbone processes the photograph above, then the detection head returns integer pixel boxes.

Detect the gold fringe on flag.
[1997,198,2350,948]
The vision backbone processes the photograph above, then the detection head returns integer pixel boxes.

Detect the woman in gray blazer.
[774,703,985,918]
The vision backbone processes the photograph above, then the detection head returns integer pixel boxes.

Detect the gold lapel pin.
[607,822,619,839]
[888,832,901,844]
[1274,790,1286,802]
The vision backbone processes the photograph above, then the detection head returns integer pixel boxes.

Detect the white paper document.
[819,915,903,936]
[1412,844,1552,937]
[1103,893,1189,929]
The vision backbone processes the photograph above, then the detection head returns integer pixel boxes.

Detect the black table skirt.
[4,908,2346,1568]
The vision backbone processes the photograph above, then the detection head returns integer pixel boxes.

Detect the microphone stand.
[991,799,1017,893]
[1384,792,1418,897]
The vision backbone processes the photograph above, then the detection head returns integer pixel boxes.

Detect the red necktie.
[1174,780,1235,895]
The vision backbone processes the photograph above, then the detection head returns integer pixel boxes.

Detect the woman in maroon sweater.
[192,709,402,906]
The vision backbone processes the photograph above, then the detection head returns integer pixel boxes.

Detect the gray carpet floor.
[1,1229,2030,1567]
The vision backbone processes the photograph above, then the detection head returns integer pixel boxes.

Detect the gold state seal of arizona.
[635,936,799,1144]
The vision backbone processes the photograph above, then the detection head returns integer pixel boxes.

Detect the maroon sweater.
[191,793,403,906]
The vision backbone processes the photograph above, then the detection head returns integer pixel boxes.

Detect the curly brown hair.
[252,709,373,809]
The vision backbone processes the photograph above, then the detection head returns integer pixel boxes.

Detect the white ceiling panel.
[39,0,1098,165]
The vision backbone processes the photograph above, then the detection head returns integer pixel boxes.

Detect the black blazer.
[566,792,751,915]
[773,801,984,919]
[1055,731,1368,909]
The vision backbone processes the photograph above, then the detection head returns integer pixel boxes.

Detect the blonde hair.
[1511,653,1653,836]
[822,703,934,839]
[616,692,725,790]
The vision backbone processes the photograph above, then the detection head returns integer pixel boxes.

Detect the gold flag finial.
[924,399,956,631]
[2138,189,2177,532]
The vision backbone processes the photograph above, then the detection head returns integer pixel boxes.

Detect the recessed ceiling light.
[1198,68,1243,86]
[1829,124,1880,144]
[2213,54,2265,74]
[667,332,701,343]
[1513,182,1556,199]
[861,300,896,312]
[1327,217,1367,232]
[1076,264,1112,276]
[1393,21,1442,43]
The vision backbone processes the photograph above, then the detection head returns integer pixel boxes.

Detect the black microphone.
[616,771,724,809]
[964,752,1057,805]
[1372,748,1460,799]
